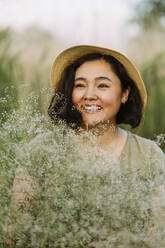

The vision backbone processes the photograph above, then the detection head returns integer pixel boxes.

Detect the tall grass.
[0,28,21,122]
[139,52,165,151]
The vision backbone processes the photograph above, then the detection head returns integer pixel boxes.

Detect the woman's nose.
[84,86,98,101]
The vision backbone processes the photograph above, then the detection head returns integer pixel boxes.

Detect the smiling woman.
[48,46,144,162]
[48,46,164,172]
[47,46,165,246]
[49,50,143,130]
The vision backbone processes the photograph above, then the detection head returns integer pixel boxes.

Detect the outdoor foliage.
[139,52,165,151]
[0,95,165,247]
[132,0,165,30]
[0,28,21,122]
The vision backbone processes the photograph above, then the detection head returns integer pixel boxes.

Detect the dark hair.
[48,53,143,129]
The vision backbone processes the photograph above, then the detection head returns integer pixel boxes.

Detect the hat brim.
[51,45,147,111]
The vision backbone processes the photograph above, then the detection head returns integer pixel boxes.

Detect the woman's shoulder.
[128,131,164,154]
[125,132,165,185]
[127,131,165,168]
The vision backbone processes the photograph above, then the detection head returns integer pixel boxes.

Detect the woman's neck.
[97,124,119,150]
[79,120,120,149]
[75,120,127,160]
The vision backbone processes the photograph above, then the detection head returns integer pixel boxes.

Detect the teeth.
[83,105,102,111]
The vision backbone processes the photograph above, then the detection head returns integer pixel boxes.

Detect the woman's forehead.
[75,59,115,78]
[75,59,112,72]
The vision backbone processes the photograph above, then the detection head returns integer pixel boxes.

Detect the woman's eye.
[74,83,85,88]
[98,83,109,88]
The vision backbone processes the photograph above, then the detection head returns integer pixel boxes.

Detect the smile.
[81,104,103,112]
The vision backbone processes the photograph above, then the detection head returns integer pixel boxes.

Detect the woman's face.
[72,59,129,126]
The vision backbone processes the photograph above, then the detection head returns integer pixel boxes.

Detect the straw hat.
[51,45,147,111]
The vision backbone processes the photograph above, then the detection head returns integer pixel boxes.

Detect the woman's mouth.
[81,104,103,113]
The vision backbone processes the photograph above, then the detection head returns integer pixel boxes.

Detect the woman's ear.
[121,86,130,104]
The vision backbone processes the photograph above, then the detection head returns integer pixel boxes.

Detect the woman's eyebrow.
[75,76,112,82]
[74,77,86,81]
[96,76,112,82]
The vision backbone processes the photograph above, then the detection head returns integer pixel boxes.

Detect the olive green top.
[119,131,165,188]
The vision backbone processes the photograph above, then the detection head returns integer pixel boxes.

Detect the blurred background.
[0,0,165,149]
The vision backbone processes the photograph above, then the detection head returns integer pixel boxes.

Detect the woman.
[48,45,165,244]
[6,45,165,246]
[48,45,163,163]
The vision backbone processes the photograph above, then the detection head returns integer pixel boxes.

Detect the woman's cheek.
[72,90,82,108]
